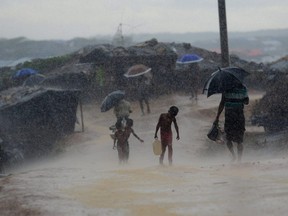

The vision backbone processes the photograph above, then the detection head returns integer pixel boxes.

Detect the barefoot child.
[113,119,143,164]
[154,106,180,166]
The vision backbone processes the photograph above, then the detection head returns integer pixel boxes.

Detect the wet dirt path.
[1,91,288,216]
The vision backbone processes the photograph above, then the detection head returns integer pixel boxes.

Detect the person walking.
[113,119,143,164]
[188,63,200,101]
[154,106,180,166]
[113,121,127,164]
[137,76,151,116]
[123,118,144,162]
[214,84,249,162]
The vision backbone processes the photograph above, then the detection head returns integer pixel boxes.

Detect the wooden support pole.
[218,0,230,67]
[79,99,84,132]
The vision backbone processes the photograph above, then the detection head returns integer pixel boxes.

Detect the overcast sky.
[0,0,287,40]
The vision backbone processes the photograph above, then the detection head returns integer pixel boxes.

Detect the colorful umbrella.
[124,64,152,78]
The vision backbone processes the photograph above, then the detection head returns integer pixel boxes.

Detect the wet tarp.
[79,39,177,63]
[251,73,288,132]
[269,56,288,73]
[35,39,266,101]
[22,74,46,87]
[40,71,89,90]
[79,38,178,97]
[79,44,113,64]
[0,86,80,159]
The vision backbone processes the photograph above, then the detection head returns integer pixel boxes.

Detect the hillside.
[0,29,287,67]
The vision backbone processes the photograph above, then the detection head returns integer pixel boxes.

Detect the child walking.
[154,106,180,166]
[113,118,143,164]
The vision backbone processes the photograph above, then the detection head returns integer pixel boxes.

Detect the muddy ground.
[1,91,288,216]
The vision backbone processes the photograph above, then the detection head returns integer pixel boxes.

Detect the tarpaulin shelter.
[0,86,80,159]
[79,38,178,97]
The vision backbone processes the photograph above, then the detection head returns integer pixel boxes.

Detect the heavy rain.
[1,1,288,216]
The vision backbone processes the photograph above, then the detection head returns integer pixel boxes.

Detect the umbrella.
[176,54,203,64]
[100,90,125,112]
[13,68,38,78]
[203,67,250,97]
[124,64,151,78]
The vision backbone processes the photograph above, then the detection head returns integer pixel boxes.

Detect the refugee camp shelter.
[79,38,178,97]
[0,86,80,159]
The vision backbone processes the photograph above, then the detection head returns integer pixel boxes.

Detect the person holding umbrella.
[124,64,152,116]
[137,75,151,116]
[113,98,132,128]
[188,63,200,100]
[100,90,132,131]
[176,54,203,100]
[206,67,250,162]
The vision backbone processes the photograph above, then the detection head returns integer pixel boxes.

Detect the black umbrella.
[203,67,250,97]
[100,90,125,112]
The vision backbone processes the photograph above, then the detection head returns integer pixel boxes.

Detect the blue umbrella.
[13,68,38,78]
[176,54,203,64]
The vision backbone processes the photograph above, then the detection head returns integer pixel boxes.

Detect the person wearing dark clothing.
[214,85,249,162]
[137,76,151,115]
[188,63,200,100]
[154,106,180,166]
[113,121,128,164]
